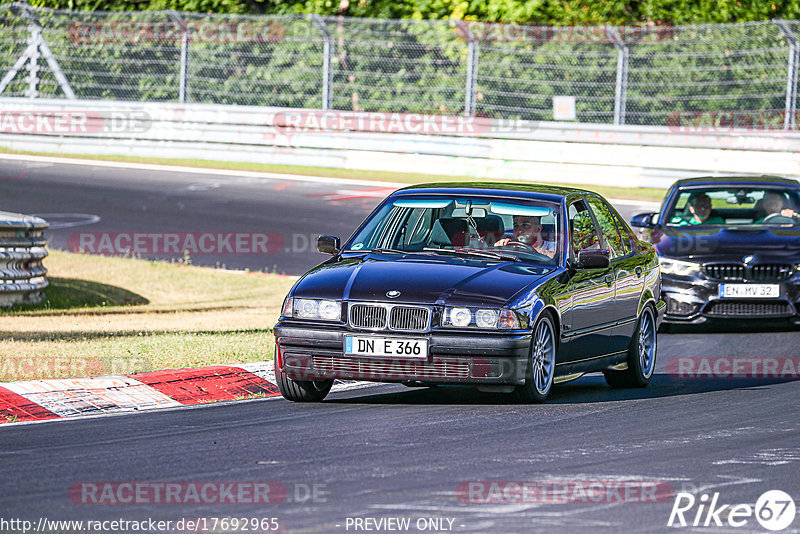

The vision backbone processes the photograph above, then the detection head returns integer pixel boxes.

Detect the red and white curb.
[0,362,373,424]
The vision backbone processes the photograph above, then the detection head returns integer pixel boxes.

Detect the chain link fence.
[1,2,799,128]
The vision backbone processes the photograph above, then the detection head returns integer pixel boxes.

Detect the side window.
[568,200,601,258]
[612,211,637,255]
[587,197,624,259]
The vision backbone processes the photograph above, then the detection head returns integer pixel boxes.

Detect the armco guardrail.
[0,211,48,307]
[0,98,799,189]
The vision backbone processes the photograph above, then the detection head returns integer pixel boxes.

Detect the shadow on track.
[325,373,799,405]
[662,319,799,334]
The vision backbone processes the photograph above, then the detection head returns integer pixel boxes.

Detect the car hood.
[291,253,552,308]
[655,225,800,262]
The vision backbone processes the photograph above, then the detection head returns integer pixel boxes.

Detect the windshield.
[664,187,800,227]
[345,196,561,265]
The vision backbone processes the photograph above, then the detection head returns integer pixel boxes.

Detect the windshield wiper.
[370,247,408,254]
[422,247,519,262]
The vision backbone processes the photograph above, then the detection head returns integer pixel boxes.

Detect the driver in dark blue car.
[755,191,800,223]
[494,215,555,257]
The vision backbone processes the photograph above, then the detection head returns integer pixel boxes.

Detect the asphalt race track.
[0,156,653,275]
[1,157,799,533]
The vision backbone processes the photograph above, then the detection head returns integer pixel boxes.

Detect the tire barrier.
[0,211,48,307]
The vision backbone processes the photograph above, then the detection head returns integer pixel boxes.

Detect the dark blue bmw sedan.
[631,175,800,327]
[274,183,664,403]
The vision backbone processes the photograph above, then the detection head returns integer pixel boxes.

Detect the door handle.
[635,266,643,278]
[604,275,614,287]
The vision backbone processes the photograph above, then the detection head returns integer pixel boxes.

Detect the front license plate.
[718,284,780,298]
[344,336,428,358]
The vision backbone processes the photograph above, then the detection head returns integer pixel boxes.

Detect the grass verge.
[0,147,665,202]
[0,250,295,381]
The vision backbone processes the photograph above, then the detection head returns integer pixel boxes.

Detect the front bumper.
[274,323,531,385]
[661,275,800,324]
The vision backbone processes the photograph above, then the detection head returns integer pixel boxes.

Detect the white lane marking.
[29,212,101,229]
[3,376,180,417]
[0,152,660,207]
[233,361,378,393]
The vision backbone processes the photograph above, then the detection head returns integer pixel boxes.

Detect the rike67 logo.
[668,490,796,531]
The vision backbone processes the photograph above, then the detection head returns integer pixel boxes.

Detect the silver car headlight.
[283,297,342,321]
[443,307,521,330]
[659,258,700,277]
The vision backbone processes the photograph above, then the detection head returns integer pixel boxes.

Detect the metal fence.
[0,210,48,307]
[0,2,798,128]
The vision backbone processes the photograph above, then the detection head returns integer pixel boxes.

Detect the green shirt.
[669,215,724,226]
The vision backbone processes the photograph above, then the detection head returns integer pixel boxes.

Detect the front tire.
[603,306,657,388]
[515,314,557,403]
[274,357,333,402]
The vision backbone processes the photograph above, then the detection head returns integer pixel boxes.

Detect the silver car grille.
[390,306,430,331]
[349,304,387,329]
[349,303,431,332]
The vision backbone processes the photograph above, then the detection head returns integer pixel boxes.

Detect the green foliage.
[17,0,800,24]
[1,2,797,125]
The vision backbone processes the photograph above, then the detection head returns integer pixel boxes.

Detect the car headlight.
[659,258,700,277]
[285,297,341,321]
[443,307,521,330]
[475,309,498,328]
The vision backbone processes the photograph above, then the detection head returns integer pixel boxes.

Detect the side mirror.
[576,249,610,269]
[630,212,657,228]
[317,235,340,255]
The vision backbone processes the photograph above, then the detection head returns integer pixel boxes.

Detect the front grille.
[750,264,793,282]
[390,306,429,331]
[705,301,794,317]
[350,304,387,329]
[704,264,745,281]
[313,356,470,380]
[704,263,793,282]
[348,303,430,332]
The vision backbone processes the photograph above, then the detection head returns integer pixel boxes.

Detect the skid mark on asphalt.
[713,447,800,466]
[357,475,761,532]
[510,427,772,463]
